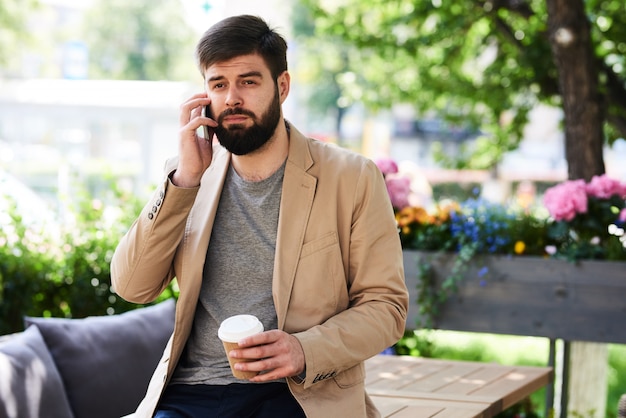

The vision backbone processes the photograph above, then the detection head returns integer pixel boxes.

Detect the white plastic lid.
[218,314,264,342]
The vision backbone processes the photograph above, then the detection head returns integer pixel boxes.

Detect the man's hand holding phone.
[172,93,218,188]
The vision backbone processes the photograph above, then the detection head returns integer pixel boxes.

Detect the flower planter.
[404,250,626,344]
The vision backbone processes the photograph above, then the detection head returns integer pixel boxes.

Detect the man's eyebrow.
[207,75,225,83]
[207,71,263,83]
[239,71,263,79]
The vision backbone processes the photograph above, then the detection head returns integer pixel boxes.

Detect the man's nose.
[225,87,242,107]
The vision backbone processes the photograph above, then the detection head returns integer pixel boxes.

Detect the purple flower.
[543,179,588,221]
[586,174,626,199]
[375,158,399,177]
[385,176,411,210]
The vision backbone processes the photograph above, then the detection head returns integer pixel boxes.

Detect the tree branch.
[601,61,626,109]
[475,0,560,97]
[492,0,534,18]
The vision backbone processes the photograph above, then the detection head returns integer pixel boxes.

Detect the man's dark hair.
[195,15,288,81]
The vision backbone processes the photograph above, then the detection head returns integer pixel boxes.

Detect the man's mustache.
[218,108,256,124]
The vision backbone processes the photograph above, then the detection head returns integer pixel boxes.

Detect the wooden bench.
[365,354,554,418]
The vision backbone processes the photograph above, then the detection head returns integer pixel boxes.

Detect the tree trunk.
[546,0,605,181]
[546,4,608,416]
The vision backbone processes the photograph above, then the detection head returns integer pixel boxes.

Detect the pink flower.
[375,158,399,177]
[385,176,411,210]
[619,208,626,223]
[586,174,626,199]
[543,179,588,221]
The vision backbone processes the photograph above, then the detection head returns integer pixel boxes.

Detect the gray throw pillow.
[0,325,74,418]
[24,299,175,418]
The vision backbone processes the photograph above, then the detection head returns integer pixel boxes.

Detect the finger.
[179,94,210,126]
[201,117,219,128]
[245,362,299,382]
[235,358,279,377]
[249,369,284,382]
[229,344,270,361]
[189,109,218,139]
[182,115,218,139]
[238,330,281,348]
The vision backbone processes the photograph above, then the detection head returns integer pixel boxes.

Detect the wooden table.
[365,355,553,418]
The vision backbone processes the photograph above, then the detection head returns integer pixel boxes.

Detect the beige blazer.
[111,124,409,417]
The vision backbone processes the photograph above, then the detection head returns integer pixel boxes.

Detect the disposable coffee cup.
[218,314,264,379]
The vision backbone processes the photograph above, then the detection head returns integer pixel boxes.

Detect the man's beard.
[214,88,281,156]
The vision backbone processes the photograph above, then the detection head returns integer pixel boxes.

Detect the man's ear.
[278,71,290,103]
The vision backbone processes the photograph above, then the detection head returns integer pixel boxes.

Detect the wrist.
[170,170,200,188]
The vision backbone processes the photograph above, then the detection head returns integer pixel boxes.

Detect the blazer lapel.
[273,128,317,329]
[180,146,230,293]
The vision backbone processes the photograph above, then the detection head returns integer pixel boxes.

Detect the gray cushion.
[0,325,74,418]
[24,299,175,418]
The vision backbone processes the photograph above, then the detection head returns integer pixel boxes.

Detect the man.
[111,14,408,418]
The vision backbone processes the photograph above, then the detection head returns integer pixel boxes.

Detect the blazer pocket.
[290,232,347,324]
[300,231,338,259]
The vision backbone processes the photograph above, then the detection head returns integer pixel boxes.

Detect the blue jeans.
[153,382,306,418]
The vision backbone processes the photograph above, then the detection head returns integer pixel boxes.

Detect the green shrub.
[0,177,176,334]
[431,182,481,201]
[607,344,626,418]
[0,197,62,334]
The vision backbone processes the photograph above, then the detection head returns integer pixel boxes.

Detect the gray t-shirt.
[171,161,285,385]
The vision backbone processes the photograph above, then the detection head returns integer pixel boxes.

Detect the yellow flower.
[514,241,526,254]
[396,206,433,226]
[396,207,416,227]
[413,207,432,224]
[435,200,461,223]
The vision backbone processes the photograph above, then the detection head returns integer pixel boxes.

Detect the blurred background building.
[1,0,625,214]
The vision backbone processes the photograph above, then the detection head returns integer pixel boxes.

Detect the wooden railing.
[402,250,626,418]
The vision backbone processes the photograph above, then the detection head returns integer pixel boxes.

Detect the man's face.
[212,86,281,156]
[204,54,287,155]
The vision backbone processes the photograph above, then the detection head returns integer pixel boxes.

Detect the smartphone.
[202,104,211,140]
